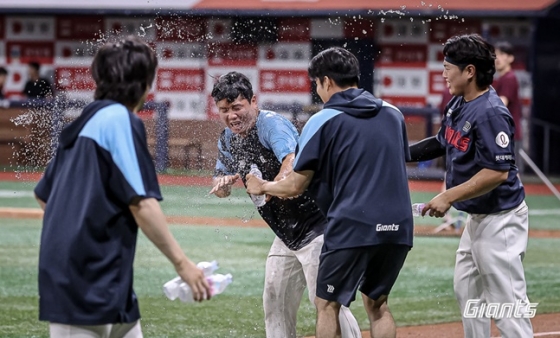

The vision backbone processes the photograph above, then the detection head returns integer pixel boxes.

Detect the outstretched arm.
[130,198,212,301]
[246,169,314,198]
[408,136,445,162]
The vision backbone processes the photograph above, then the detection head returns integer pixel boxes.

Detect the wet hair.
[0,67,7,76]
[28,62,40,72]
[91,36,158,108]
[495,41,515,56]
[308,47,360,88]
[443,34,496,89]
[211,71,253,103]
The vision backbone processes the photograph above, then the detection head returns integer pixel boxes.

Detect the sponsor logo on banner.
[55,67,96,91]
[105,17,156,40]
[377,68,428,97]
[6,17,55,41]
[7,41,54,63]
[485,20,531,44]
[57,16,103,40]
[207,43,257,66]
[382,96,426,108]
[378,19,427,44]
[206,18,231,42]
[156,42,205,67]
[55,42,97,66]
[155,16,206,42]
[156,92,207,120]
[157,68,204,92]
[259,93,311,109]
[258,43,311,68]
[378,44,427,66]
[2,64,28,95]
[260,70,309,93]
[429,20,481,43]
[278,18,310,42]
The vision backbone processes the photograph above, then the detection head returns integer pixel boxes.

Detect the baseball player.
[408,34,533,337]
[208,72,360,338]
[246,47,413,338]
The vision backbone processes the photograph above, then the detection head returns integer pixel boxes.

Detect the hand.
[175,259,212,302]
[209,174,240,196]
[422,192,452,218]
[246,173,266,195]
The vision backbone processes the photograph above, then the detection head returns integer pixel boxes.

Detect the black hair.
[28,62,40,72]
[443,34,496,89]
[495,41,515,56]
[308,47,360,88]
[0,67,7,76]
[211,71,253,103]
[91,36,158,108]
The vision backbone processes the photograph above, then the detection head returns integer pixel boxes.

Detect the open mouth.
[230,121,242,129]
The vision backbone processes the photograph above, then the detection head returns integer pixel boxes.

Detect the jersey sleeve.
[257,112,299,163]
[80,105,162,204]
[214,131,235,177]
[474,112,515,171]
[401,118,411,162]
[293,109,342,172]
[34,154,59,203]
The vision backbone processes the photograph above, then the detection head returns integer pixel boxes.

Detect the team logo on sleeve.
[462,121,471,132]
[495,132,510,148]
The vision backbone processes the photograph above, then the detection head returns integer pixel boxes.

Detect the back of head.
[308,47,360,88]
[443,34,496,89]
[91,36,158,108]
[211,71,253,103]
[495,41,515,56]
[0,67,7,76]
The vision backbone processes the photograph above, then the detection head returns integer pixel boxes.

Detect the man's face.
[216,95,258,136]
[0,74,6,87]
[28,66,39,80]
[314,78,328,103]
[442,61,471,96]
[495,49,514,72]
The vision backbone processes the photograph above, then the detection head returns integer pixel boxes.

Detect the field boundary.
[1,172,559,195]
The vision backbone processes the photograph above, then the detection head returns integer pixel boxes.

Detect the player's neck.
[463,85,489,102]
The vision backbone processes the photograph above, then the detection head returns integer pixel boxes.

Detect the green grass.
[1,219,559,337]
[1,181,559,229]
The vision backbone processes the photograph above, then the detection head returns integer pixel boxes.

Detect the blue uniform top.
[34,100,161,325]
[437,88,525,214]
[215,110,325,251]
[293,88,413,250]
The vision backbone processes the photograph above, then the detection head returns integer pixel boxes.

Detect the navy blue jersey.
[293,89,413,250]
[215,111,325,250]
[437,88,525,214]
[34,100,161,325]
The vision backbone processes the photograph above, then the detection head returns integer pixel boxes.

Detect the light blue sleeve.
[294,108,343,169]
[256,111,299,163]
[79,104,146,195]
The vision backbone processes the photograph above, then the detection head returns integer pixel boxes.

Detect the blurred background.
[0,0,559,178]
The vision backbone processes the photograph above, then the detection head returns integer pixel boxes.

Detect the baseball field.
[1,173,559,337]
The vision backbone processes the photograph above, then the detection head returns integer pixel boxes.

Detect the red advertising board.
[378,44,427,67]
[57,16,104,40]
[55,67,96,91]
[207,43,258,66]
[260,70,309,93]
[155,16,206,42]
[7,42,54,63]
[156,68,205,92]
[277,18,311,42]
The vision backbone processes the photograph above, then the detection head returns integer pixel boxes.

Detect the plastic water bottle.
[163,261,220,300]
[174,273,233,303]
[249,164,266,207]
[412,203,426,217]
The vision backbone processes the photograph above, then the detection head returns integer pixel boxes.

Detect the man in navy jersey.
[34,37,211,338]
[209,72,360,338]
[246,48,413,338]
[408,34,533,337]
